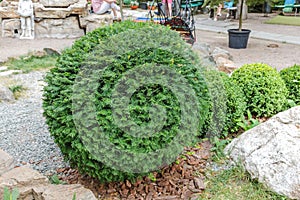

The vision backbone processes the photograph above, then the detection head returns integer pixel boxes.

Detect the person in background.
[162,0,172,18]
[216,0,234,16]
[92,0,120,20]
[216,3,222,16]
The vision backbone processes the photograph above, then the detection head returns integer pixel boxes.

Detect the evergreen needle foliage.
[43,21,212,182]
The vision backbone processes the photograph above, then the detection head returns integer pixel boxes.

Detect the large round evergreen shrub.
[43,21,212,182]
[231,63,288,117]
[280,64,300,105]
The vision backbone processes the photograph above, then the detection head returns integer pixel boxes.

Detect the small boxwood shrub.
[231,63,288,117]
[203,70,227,138]
[219,72,247,134]
[204,70,246,136]
[280,64,300,105]
[43,21,211,182]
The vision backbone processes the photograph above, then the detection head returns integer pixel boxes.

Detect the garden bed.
[58,141,212,199]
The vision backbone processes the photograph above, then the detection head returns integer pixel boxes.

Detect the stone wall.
[0,0,113,38]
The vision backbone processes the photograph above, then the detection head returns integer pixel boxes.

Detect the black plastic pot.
[227,29,251,49]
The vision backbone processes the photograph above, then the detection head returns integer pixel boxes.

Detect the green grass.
[3,187,19,200]
[8,85,26,99]
[49,174,66,185]
[201,136,290,200]
[4,55,58,73]
[264,15,300,26]
[199,163,289,200]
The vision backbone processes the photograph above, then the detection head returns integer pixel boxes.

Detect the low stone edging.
[0,148,97,200]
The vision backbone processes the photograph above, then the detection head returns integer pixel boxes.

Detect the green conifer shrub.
[43,21,212,182]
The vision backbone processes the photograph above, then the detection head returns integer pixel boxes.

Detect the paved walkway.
[1,11,299,62]
[194,13,300,45]
[127,10,300,45]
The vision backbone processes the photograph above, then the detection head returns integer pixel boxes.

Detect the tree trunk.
[236,0,248,20]
[119,0,124,20]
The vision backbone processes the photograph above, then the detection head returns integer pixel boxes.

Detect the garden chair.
[136,0,197,44]
[275,0,300,15]
[179,0,204,14]
[223,0,237,19]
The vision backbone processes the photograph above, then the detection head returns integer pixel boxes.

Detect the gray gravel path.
[0,71,69,176]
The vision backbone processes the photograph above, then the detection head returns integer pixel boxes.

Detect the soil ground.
[0,38,75,62]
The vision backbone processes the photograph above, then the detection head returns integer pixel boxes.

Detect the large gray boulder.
[225,106,300,199]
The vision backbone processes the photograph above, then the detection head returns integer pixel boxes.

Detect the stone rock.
[215,56,238,74]
[211,47,237,73]
[0,84,15,102]
[267,43,279,48]
[39,0,80,7]
[0,165,97,200]
[1,19,21,38]
[79,13,113,33]
[192,42,212,56]
[193,177,205,190]
[0,166,49,186]
[0,148,15,176]
[32,184,97,200]
[0,166,49,198]
[34,0,88,19]
[0,70,22,76]
[1,0,88,39]
[154,195,179,200]
[3,0,19,2]
[211,47,233,61]
[43,47,61,56]
[0,1,19,19]
[0,0,9,7]
[0,5,19,19]
[2,16,85,39]
[0,66,8,71]
[35,16,85,38]
[191,44,238,73]
[224,106,300,199]
[191,42,216,69]
[28,50,48,57]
